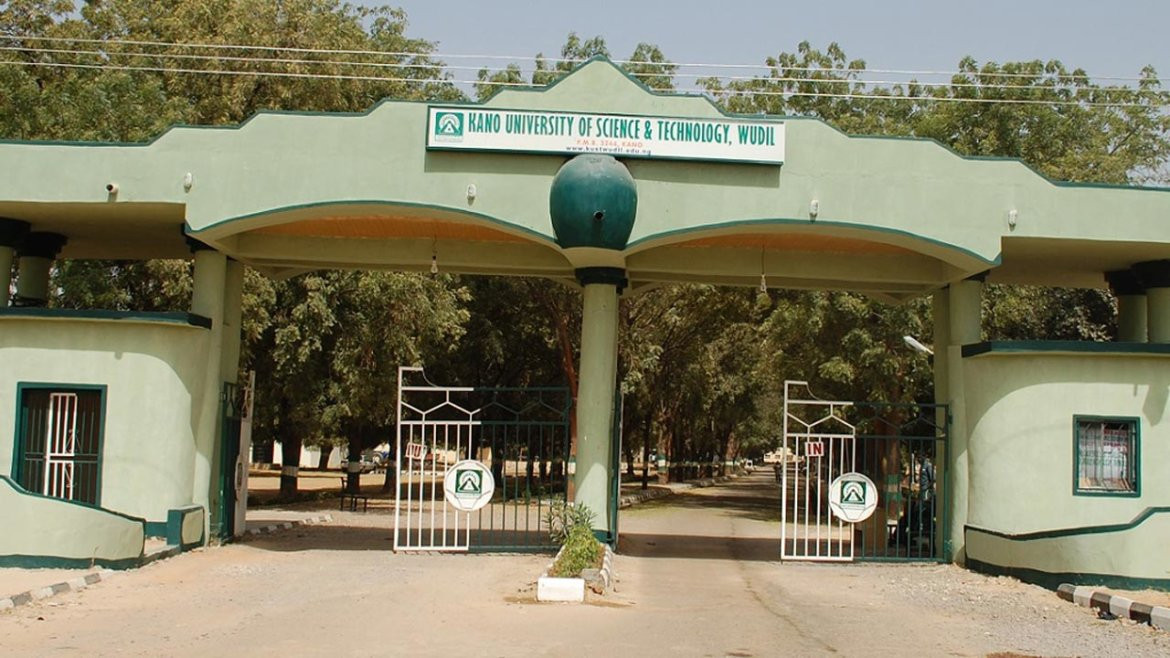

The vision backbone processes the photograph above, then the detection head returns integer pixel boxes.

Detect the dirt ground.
[2,472,1167,657]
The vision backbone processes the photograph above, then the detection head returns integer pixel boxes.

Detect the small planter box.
[537,575,585,603]
[535,544,614,603]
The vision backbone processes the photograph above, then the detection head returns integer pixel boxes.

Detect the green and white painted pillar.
[549,154,637,543]
[1106,270,1147,343]
[0,218,30,307]
[945,275,982,565]
[13,232,66,307]
[1134,260,1170,343]
[188,237,227,542]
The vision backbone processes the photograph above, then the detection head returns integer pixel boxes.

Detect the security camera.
[106,183,119,194]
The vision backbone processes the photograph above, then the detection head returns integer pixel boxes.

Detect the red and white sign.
[404,442,427,461]
[805,441,825,458]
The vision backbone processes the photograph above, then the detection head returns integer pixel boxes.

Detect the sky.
[373,0,1169,89]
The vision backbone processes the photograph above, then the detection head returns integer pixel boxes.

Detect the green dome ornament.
[549,154,637,251]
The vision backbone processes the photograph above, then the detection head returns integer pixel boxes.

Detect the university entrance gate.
[393,367,572,552]
[780,381,948,562]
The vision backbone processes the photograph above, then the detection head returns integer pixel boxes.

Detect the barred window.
[15,386,104,506]
[1074,417,1138,496]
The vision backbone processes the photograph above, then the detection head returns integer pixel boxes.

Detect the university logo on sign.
[433,111,464,141]
[840,480,867,506]
[828,472,878,523]
[455,469,482,495]
[442,459,495,512]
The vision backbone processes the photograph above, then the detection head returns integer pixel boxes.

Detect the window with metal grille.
[15,385,104,506]
[1074,416,1139,496]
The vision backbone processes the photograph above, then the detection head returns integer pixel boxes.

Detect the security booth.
[0,58,1168,589]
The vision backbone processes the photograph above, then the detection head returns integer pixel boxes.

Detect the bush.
[544,501,596,545]
[550,524,603,577]
[545,501,603,578]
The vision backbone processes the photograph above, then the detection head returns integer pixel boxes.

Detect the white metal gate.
[44,393,79,500]
[394,368,477,551]
[780,380,858,561]
[393,367,571,553]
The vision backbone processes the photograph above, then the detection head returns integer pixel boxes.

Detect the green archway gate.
[3,58,1170,586]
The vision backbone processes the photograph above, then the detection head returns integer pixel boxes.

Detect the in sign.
[805,441,825,458]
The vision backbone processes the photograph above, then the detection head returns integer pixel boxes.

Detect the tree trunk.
[640,412,652,490]
[346,433,362,493]
[279,436,301,499]
[530,282,579,498]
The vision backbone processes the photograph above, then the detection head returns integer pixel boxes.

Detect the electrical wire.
[1,44,1150,96]
[3,58,1161,108]
[1,34,1161,84]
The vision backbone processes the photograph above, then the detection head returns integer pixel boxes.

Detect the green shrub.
[544,501,596,544]
[551,524,603,577]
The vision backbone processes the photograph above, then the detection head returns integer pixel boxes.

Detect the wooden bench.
[339,477,369,512]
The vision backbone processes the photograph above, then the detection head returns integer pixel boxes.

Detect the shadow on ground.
[618,532,780,562]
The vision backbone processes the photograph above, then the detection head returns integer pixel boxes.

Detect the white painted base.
[537,576,585,603]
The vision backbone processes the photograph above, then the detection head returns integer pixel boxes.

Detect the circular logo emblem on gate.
[828,472,878,523]
[443,460,495,512]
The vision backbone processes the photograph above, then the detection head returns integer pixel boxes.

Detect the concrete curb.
[1,571,115,612]
[242,513,332,538]
[1058,583,1170,631]
[618,473,741,508]
[598,544,616,591]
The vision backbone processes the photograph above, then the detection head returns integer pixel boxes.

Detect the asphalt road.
[1,472,1165,656]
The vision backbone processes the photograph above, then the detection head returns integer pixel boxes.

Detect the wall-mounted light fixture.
[903,335,934,356]
[1008,209,1018,230]
[809,199,820,220]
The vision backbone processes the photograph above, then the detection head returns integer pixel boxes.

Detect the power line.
[1,34,1161,84]
[2,44,1155,97]
[2,59,1164,109]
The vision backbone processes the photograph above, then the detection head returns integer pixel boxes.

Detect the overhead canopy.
[1,57,1168,297]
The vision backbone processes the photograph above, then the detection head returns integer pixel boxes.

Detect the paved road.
[2,472,1166,656]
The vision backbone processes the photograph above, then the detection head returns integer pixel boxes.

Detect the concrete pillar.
[189,242,227,540]
[218,259,246,538]
[573,269,624,541]
[220,259,245,385]
[948,278,982,345]
[1106,270,1147,343]
[944,276,981,566]
[14,232,66,307]
[1134,261,1170,343]
[0,218,30,307]
[930,290,951,559]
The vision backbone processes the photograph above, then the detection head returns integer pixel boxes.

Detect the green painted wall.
[967,515,1170,586]
[2,60,1168,284]
[0,476,144,564]
[961,351,1170,580]
[0,316,210,523]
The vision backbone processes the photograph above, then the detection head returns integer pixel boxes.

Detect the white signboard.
[427,106,784,165]
[442,460,495,512]
[828,472,879,523]
[805,441,825,458]
[404,442,426,461]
